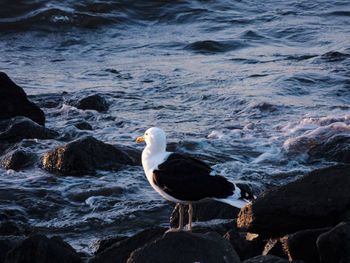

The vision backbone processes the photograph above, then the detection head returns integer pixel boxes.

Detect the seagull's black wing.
[152,153,234,201]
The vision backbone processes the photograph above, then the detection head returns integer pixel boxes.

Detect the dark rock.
[42,136,135,175]
[170,200,240,228]
[238,165,350,237]
[92,235,128,255]
[4,234,82,263]
[76,94,109,112]
[282,227,331,263]
[0,236,24,263]
[308,134,350,163]
[242,255,304,263]
[0,117,58,142]
[89,227,166,263]
[127,231,240,263]
[1,149,36,170]
[224,229,264,260]
[0,72,45,125]
[316,222,350,263]
[74,121,93,131]
[113,144,141,166]
[263,238,287,259]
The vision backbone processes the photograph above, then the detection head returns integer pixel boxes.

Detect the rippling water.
[1,0,350,254]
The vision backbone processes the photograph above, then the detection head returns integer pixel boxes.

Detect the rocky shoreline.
[1,72,350,263]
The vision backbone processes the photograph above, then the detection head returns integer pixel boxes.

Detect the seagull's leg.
[178,203,184,231]
[188,203,193,231]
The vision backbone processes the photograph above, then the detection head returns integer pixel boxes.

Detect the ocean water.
[1,0,350,254]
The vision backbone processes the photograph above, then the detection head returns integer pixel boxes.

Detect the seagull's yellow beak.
[136,135,145,143]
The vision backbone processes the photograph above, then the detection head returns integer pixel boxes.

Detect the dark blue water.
[1,0,350,254]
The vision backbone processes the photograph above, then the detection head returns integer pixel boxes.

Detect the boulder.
[308,134,350,163]
[1,149,36,170]
[0,236,24,263]
[76,94,109,112]
[0,117,58,142]
[4,234,82,263]
[242,255,304,263]
[127,231,240,263]
[224,229,264,260]
[316,222,350,263]
[89,227,166,263]
[42,136,135,175]
[282,227,331,263]
[74,121,93,131]
[170,200,240,228]
[238,165,350,237]
[0,72,45,125]
[92,235,128,255]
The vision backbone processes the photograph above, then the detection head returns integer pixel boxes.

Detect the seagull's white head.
[136,127,166,153]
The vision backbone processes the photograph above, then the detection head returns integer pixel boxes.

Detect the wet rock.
[224,229,264,261]
[308,134,350,163]
[4,234,82,263]
[170,200,240,228]
[0,72,45,126]
[113,144,141,166]
[282,227,331,263]
[237,165,350,237]
[76,94,109,112]
[89,227,166,263]
[0,117,58,142]
[0,236,24,263]
[316,222,350,263]
[0,149,36,170]
[92,235,128,255]
[127,231,240,263]
[263,238,287,259]
[242,255,303,263]
[74,121,93,131]
[42,136,135,175]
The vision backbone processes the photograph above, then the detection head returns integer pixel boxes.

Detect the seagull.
[136,127,252,231]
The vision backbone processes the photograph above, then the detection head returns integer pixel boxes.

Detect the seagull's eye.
[145,133,148,136]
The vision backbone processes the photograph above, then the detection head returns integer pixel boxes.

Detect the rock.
[74,121,93,131]
[263,238,287,259]
[127,231,240,263]
[4,234,82,263]
[113,144,141,166]
[0,149,36,170]
[238,165,350,237]
[0,72,45,125]
[242,255,304,263]
[0,117,58,142]
[89,227,166,263]
[42,136,135,175]
[170,200,240,228]
[92,235,128,255]
[316,222,350,263]
[282,227,331,263]
[224,229,265,261]
[0,236,24,263]
[76,94,109,112]
[308,134,350,163]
